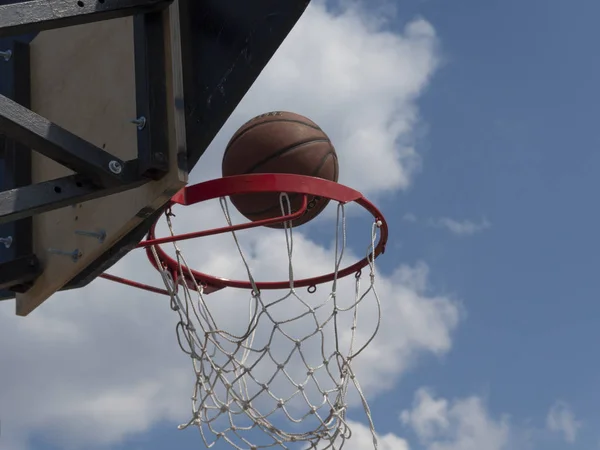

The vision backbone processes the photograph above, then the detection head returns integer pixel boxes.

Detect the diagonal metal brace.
[0,0,173,37]
[0,94,137,187]
[0,172,150,225]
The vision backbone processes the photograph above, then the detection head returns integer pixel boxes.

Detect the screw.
[0,50,12,62]
[130,116,146,130]
[0,236,12,248]
[75,229,106,243]
[108,160,122,174]
[47,248,81,262]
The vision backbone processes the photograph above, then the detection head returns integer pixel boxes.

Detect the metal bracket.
[0,254,42,291]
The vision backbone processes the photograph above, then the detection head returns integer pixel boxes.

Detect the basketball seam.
[242,138,331,174]
[240,150,337,216]
[224,119,324,159]
[331,149,339,182]
[312,146,337,181]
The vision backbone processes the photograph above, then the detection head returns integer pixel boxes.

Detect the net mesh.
[151,195,382,449]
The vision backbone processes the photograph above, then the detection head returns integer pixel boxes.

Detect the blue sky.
[2,1,599,449]
[380,0,600,447]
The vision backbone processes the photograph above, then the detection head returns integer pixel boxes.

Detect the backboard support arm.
[0,94,135,188]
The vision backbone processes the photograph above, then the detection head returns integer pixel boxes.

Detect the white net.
[151,195,382,449]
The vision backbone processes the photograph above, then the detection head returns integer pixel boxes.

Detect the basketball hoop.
[101,174,388,449]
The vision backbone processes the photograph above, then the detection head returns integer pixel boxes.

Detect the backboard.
[0,0,310,315]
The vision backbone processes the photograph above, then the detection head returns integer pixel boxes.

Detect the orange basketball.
[222,111,339,228]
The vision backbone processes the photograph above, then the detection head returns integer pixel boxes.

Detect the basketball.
[222,111,339,228]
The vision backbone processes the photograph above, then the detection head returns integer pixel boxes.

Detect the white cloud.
[400,388,511,450]
[403,214,491,236]
[403,213,418,223]
[325,420,411,450]
[0,1,447,449]
[310,390,581,450]
[430,218,491,236]
[400,388,450,441]
[546,401,581,444]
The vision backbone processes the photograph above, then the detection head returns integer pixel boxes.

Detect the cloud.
[322,420,411,450]
[430,218,491,236]
[0,2,447,448]
[546,401,581,444]
[400,388,450,441]
[310,389,584,450]
[403,214,491,236]
[400,388,511,450]
[403,213,418,223]
[321,387,523,450]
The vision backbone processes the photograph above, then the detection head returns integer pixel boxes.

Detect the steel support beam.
[0,172,150,225]
[0,94,139,187]
[0,255,41,291]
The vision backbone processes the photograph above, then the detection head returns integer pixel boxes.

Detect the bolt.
[47,248,81,262]
[130,116,146,130]
[75,229,106,243]
[0,50,12,62]
[108,160,122,174]
[0,236,12,249]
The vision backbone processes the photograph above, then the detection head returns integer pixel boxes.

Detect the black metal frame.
[0,0,173,293]
[0,2,173,227]
[0,37,41,296]
[133,11,170,179]
[0,0,311,301]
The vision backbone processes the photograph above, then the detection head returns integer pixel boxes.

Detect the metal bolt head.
[131,116,147,130]
[47,248,82,262]
[75,229,106,243]
[108,160,122,174]
[0,236,12,248]
[0,50,12,62]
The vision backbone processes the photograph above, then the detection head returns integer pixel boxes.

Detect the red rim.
[103,174,388,295]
